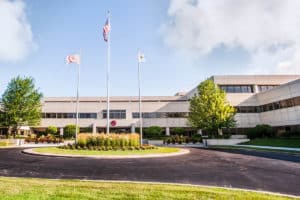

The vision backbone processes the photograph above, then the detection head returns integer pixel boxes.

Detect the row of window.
[103,110,126,119]
[257,85,277,92]
[219,85,278,93]
[42,111,189,119]
[41,96,300,119]
[236,96,300,113]
[42,113,97,119]
[219,85,253,93]
[132,112,188,118]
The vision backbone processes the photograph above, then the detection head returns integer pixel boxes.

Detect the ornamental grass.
[76,133,140,149]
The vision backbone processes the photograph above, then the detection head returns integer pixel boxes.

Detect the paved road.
[209,148,300,163]
[0,148,299,196]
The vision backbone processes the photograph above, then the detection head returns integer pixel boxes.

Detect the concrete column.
[253,84,259,93]
[59,128,64,137]
[131,124,135,133]
[92,123,96,135]
[197,129,202,135]
[165,127,170,136]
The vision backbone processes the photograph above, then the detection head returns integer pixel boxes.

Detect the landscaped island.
[28,133,184,157]
[0,177,294,200]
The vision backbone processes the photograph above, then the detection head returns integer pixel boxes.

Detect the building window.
[43,112,97,119]
[79,113,97,119]
[103,110,126,119]
[236,96,300,113]
[219,85,253,93]
[294,96,300,106]
[258,85,278,92]
[46,113,57,118]
[132,112,188,118]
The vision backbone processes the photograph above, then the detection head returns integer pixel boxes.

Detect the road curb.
[22,148,190,159]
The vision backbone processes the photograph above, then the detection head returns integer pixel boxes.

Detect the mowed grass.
[242,138,300,148]
[0,177,296,200]
[0,141,13,147]
[33,146,180,156]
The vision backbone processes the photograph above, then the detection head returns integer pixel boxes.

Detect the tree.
[63,124,78,139]
[188,79,236,135]
[46,126,58,136]
[1,76,43,136]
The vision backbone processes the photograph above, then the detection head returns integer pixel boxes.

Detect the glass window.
[219,85,253,93]
[103,110,126,119]
[45,113,56,118]
[294,96,300,106]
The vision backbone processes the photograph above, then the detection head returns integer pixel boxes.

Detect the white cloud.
[0,0,35,62]
[162,0,300,74]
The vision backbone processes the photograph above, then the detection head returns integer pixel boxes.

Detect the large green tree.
[188,79,236,135]
[1,76,43,136]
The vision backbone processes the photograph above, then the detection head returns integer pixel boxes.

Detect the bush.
[247,124,274,139]
[64,124,79,139]
[191,134,202,144]
[171,127,185,135]
[163,135,195,144]
[46,126,58,136]
[144,126,163,139]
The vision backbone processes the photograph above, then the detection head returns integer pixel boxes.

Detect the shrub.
[172,127,185,135]
[144,126,163,139]
[191,134,202,144]
[46,126,58,136]
[64,124,79,139]
[247,124,274,139]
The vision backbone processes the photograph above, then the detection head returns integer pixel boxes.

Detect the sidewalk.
[236,145,300,152]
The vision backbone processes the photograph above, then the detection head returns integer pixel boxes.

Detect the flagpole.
[106,11,111,134]
[75,49,81,143]
[138,50,143,146]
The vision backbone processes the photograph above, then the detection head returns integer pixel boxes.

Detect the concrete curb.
[22,148,190,159]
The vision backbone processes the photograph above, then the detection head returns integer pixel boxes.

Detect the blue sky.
[0,0,299,97]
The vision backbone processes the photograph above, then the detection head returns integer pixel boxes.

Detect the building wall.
[40,75,300,130]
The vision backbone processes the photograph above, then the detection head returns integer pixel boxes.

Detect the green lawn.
[33,146,180,156]
[0,141,12,147]
[242,138,300,148]
[0,177,296,200]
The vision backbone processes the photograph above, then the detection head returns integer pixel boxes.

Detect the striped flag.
[66,54,80,64]
[103,17,110,42]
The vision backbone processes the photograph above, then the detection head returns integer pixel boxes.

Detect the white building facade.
[39,75,300,134]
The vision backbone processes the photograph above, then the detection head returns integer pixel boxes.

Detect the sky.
[0,0,300,97]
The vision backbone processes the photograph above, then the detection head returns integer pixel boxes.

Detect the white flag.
[66,54,80,64]
[138,52,145,63]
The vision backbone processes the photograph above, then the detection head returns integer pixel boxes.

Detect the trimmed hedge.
[246,124,275,139]
[163,134,202,145]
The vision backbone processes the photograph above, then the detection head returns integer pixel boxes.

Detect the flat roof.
[212,75,300,85]
[43,96,188,103]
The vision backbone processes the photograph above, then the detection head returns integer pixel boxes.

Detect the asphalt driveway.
[0,147,299,196]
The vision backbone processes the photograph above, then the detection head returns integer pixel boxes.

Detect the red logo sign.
[110,120,117,127]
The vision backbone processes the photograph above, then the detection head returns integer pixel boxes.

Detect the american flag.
[103,18,110,42]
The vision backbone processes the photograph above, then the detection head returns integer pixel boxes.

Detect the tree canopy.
[1,76,43,133]
[188,79,236,135]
